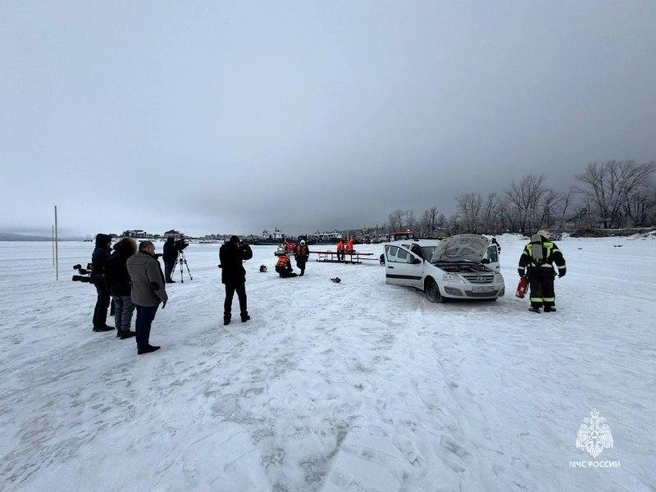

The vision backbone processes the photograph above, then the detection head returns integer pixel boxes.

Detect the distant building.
[122,229,147,238]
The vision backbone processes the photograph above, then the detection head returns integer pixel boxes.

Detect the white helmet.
[537,229,552,240]
[300,240,306,245]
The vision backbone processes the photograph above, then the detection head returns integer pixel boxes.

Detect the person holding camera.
[90,233,114,332]
[126,241,168,354]
[219,235,253,325]
[163,236,178,283]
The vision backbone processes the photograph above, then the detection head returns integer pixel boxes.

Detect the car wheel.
[425,278,441,303]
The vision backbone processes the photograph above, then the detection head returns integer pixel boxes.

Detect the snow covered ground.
[0,234,654,492]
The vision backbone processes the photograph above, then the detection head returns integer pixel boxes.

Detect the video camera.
[72,263,94,283]
[174,238,189,251]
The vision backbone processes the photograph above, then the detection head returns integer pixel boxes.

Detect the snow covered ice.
[0,234,654,491]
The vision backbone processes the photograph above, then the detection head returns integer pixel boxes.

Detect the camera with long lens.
[174,238,189,251]
[72,263,94,283]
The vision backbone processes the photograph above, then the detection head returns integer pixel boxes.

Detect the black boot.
[138,345,160,355]
[224,315,231,326]
[120,330,136,339]
[241,313,250,322]
[93,325,114,332]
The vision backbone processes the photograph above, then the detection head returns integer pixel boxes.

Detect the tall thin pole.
[54,206,59,281]
[52,225,55,267]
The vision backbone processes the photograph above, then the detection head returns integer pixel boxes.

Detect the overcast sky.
[2,1,655,238]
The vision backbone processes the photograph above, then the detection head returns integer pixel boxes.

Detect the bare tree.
[455,192,483,233]
[403,210,417,232]
[504,174,548,233]
[481,193,500,233]
[623,179,656,226]
[418,206,441,237]
[574,160,656,228]
[555,189,576,231]
[387,210,404,232]
[535,189,561,230]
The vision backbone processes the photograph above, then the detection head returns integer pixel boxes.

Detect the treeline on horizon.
[370,160,656,238]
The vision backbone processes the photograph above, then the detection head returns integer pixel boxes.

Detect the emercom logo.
[569,409,621,469]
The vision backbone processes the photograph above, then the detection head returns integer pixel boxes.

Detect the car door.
[483,244,501,272]
[384,244,424,288]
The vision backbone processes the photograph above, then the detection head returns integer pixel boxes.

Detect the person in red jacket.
[345,237,355,253]
[336,240,345,262]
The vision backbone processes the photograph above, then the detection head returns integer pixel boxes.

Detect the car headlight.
[494,273,504,282]
[442,273,465,284]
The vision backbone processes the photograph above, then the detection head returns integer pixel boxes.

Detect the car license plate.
[472,285,494,293]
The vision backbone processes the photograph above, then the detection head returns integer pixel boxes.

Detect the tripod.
[176,250,193,283]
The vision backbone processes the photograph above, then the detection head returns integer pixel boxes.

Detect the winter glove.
[558,270,566,278]
[162,300,167,309]
[517,269,525,278]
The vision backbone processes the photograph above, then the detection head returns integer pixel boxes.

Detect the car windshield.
[421,245,437,259]
[430,234,490,263]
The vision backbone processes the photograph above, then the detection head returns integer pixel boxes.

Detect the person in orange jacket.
[275,253,297,278]
[345,237,355,253]
[336,240,345,262]
[294,240,310,276]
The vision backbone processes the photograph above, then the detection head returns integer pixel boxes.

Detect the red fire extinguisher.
[516,276,529,298]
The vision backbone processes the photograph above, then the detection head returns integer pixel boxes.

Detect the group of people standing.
[87,230,566,357]
[90,234,168,355]
[91,233,254,353]
[275,240,310,277]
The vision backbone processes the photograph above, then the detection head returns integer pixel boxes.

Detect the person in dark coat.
[90,233,114,332]
[219,235,253,325]
[517,230,566,313]
[106,237,137,339]
[491,237,501,255]
[126,241,168,355]
[294,240,310,276]
[162,236,178,283]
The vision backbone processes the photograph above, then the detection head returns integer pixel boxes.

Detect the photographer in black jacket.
[219,235,253,325]
[163,236,178,283]
[91,233,114,332]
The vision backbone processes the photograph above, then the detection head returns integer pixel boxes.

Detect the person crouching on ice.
[517,229,566,313]
[275,253,297,278]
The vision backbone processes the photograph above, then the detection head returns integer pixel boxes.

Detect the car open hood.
[430,234,491,263]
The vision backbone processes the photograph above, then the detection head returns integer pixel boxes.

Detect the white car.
[383,234,505,302]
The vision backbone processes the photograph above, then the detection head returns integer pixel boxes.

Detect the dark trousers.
[135,305,158,350]
[164,260,176,281]
[528,268,556,308]
[93,282,111,328]
[224,282,247,319]
[295,258,307,275]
